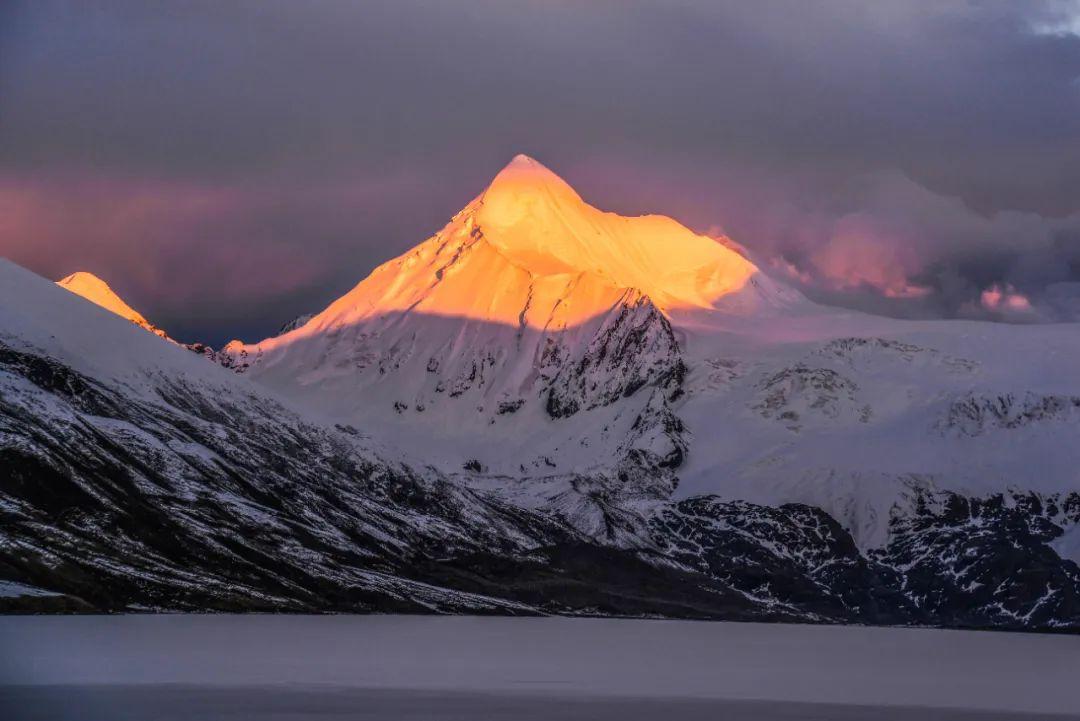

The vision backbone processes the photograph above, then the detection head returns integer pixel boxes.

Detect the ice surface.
[1,615,1078,719]
[3,686,1072,721]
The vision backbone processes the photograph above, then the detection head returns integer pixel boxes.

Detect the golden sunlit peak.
[509,152,538,166]
[56,271,167,337]
[237,152,794,365]
[58,270,108,287]
[56,271,144,322]
[468,154,762,311]
[504,153,553,173]
[482,153,583,213]
[494,153,564,182]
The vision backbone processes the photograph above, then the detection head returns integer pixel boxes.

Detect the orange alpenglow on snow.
[275,154,764,343]
[477,155,759,310]
[56,272,169,338]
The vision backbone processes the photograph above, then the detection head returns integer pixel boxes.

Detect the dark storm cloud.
[2,0,1080,343]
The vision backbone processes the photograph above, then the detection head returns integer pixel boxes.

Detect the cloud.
[1029,0,1080,37]
[803,214,933,300]
[567,156,1080,323]
[977,283,1037,320]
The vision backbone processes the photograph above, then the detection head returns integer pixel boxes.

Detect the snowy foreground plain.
[1,616,1078,720]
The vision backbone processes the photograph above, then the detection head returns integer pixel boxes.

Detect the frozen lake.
[2,615,1078,720]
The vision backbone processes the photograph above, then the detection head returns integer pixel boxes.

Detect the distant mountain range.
[3,155,1078,629]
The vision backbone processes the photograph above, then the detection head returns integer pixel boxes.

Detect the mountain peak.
[472,156,764,309]
[56,271,169,339]
[504,153,551,173]
[57,270,109,288]
[482,154,583,220]
[230,155,795,383]
[57,272,144,321]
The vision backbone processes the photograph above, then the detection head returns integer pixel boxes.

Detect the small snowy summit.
[56,271,170,339]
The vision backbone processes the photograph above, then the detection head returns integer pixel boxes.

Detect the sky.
[2,0,1080,346]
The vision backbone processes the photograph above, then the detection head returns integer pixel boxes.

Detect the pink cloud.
[980,283,1034,313]
[0,173,318,301]
[564,157,941,306]
[807,216,933,299]
[769,257,816,286]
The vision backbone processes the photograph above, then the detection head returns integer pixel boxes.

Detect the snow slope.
[673,312,1080,545]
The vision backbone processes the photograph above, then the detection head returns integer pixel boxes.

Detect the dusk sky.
[3,1,1080,345]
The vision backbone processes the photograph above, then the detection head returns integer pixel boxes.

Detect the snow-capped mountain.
[3,155,1080,628]
[219,156,804,524]
[221,155,1080,550]
[56,271,171,340]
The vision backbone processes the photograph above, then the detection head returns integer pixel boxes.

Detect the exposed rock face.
[648,498,916,624]
[646,491,1080,629]
[871,489,1080,627]
[620,388,687,471]
[941,392,1080,436]
[276,313,314,337]
[814,336,979,374]
[546,293,685,419]
[185,339,258,373]
[753,365,869,430]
